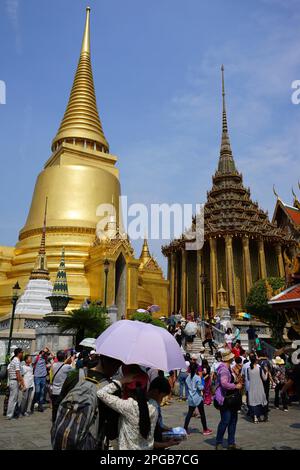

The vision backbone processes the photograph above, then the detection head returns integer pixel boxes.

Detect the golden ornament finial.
[39,197,48,255]
[51,7,109,153]
[293,185,300,209]
[81,7,91,55]
[273,185,279,200]
[218,65,236,173]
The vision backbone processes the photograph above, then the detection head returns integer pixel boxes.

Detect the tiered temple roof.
[162,66,295,255]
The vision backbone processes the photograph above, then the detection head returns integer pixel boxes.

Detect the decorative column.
[225,235,235,308]
[209,238,218,315]
[170,253,176,313]
[258,238,267,279]
[197,250,203,318]
[275,243,285,278]
[174,253,178,313]
[181,249,187,317]
[242,236,252,295]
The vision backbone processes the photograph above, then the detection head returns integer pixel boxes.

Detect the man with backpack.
[50,350,75,423]
[51,354,122,450]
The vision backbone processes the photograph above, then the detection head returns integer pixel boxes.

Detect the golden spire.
[51,7,109,153]
[218,65,237,174]
[30,198,50,280]
[39,196,47,255]
[140,237,151,265]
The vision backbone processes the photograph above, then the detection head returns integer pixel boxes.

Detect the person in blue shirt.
[183,362,213,436]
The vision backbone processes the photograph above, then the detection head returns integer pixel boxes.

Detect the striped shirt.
[8,357,20,380]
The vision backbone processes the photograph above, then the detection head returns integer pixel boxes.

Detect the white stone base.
[15,279,53,315]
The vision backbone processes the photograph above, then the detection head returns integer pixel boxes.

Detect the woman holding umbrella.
[97,366,170,450]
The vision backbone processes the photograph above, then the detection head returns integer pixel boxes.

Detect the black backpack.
[52,370,121,450]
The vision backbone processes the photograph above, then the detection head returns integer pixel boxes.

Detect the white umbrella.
[79,338,96,348]
[95,320,186,371]
[148,305,160,313]
[184,321,198,336]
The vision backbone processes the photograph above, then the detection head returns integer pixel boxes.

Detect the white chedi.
[15,279,53,315]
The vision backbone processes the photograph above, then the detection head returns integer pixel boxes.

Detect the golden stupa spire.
[30,198,50,280]
[51,7,109,153]
[218,65,237,174]
[140,237,152,265]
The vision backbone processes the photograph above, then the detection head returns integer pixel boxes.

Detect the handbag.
[213,397,221,410]
[223,389,242,411]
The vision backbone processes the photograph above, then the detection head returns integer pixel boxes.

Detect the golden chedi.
[0,8,168,319]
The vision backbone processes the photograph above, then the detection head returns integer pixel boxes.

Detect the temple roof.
[269,284,300,305]
[162,67,295,255]
[286,206,300,226]
[51,7,109,152]
[139,238,163,273]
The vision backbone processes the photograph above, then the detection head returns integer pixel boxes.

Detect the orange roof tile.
[285,207,300,226]
[269,284,300,303]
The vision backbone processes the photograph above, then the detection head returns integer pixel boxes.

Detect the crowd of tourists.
[2,317,300,451]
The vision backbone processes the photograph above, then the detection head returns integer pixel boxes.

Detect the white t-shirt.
[8,357,20,380]
[22,364,34,389]
[225,333,233,343]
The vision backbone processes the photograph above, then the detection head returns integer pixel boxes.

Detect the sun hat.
[272,356,284,365]
[221,349,235,362]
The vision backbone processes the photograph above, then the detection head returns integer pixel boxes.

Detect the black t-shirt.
[247,328,256,340]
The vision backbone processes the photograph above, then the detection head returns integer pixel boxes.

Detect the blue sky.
[0,0,300,274]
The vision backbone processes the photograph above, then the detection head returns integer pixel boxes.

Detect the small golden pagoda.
[0,8,168,319]
[162,66,296,318]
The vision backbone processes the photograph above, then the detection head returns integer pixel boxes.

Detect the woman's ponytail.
[136,383,151,440]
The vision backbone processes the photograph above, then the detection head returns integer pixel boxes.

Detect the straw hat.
[272,356,284,365]
[221,349,235,362]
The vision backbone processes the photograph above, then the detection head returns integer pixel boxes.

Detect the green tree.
[130,311,166,329]
[245,277,286,347]
[58,302,109,348]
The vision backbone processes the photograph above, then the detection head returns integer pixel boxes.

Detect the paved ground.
[0,391,299,450]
